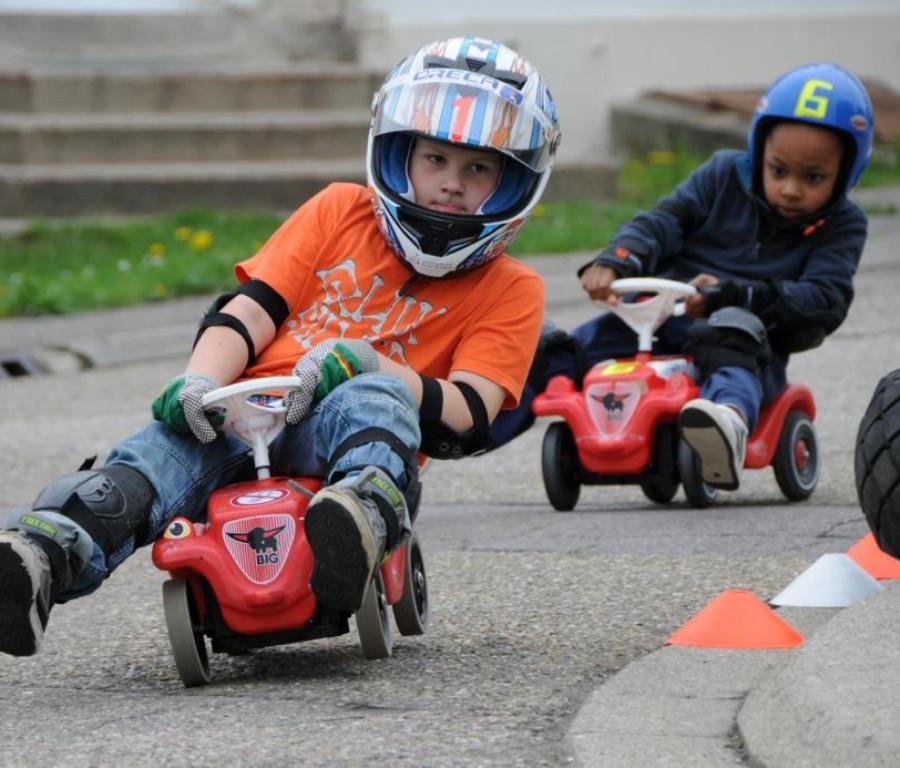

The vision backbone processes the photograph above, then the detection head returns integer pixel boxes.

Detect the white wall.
[352,11,900,164]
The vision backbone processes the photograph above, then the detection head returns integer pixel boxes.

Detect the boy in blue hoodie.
[493,63,873,492]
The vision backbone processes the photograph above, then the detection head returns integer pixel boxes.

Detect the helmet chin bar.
[398,207,485,258]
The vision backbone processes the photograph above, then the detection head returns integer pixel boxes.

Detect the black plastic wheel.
[162,578,211,687]
[855,368,900,557]
[541,421,581,511]
[678,438,717,509]
[392,533,428,636]
[773,411,819,501]
[640,423,680,504]
[640,476,679,504]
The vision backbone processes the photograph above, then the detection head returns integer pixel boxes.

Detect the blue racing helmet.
[748,63,874,194]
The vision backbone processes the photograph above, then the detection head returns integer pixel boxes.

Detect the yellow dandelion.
[532,203,546,219]
[648,150,677,166]
[174,226,193,241]
[190,230,214,251]
[153,284,169,298]
[148,242,166,256]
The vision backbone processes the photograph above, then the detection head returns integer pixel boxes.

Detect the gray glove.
[151,373,222,443]
[285,338,379,425]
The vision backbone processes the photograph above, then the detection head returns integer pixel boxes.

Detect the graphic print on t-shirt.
[285,257,448,365]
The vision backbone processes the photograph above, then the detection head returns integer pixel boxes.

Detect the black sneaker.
[0,531,53,656]
[304,470,390,614]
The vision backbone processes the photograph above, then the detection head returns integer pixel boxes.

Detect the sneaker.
[679,399,748,491]
[0,531,53,656]
[304,469,389,614]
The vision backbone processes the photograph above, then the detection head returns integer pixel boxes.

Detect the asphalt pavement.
[2,186,900,766]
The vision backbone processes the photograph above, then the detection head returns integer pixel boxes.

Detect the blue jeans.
[490,313,787,448]
[33,373,420,601]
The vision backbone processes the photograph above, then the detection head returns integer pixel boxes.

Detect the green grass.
[2,145,898,317]
[0,210,280,316]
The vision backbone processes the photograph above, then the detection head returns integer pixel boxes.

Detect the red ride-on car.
[152,377,428,687]
[534,278,819,511]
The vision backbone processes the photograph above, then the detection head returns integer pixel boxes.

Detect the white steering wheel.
[201,376,305,479]
[597,277,697,352]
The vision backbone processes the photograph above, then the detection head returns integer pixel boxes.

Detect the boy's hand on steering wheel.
[152,373,224,443]
[685,274,719,317]
[581,264,621,305]
[285,338,379,425]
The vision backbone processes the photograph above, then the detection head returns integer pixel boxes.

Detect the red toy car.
[152,377,428,687]
[533,278,819,511]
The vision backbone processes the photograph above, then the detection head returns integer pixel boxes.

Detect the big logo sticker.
[223,514,295,584]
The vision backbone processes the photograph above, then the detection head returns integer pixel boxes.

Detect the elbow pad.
[194,279,289,365]
[418,377,492,459]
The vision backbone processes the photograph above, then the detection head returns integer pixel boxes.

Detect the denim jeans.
[490,312,787,448]
[22,373,420,601]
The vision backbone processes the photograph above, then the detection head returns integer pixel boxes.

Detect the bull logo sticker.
[594,391,630,416]
[223,515,295,584]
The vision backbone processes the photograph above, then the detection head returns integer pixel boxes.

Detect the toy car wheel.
[640,476,679,504]
[392,533,428,636]
[774,411,819,501]
[678,439,718,509]
[162,578,211,687]
[357,571,393,659]
[855,368,900,556]
[542,421,581,511]
[640,424,680,504]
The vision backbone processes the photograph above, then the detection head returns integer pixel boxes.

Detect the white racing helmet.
[367,37,561,278]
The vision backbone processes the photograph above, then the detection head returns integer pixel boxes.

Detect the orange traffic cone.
[666,589,804,649]
[847,533,900,580]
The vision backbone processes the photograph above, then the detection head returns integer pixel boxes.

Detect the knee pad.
[31,465,155,557]
[325,427,422,531]
[686,307,771,379]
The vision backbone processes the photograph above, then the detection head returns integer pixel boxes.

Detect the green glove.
[152,374,224,443]
[286,339,378,424]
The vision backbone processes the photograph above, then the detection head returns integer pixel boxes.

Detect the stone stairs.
[0,4,380,218]
[0,5,615,219]
[0,64,381,217]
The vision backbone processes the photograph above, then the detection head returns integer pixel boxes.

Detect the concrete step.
[611,95,748,159]
[0,65,384,114]
[0,6,357,68]
[0,109,370,164]
[0,158,366,216]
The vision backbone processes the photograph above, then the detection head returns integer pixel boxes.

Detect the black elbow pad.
[419,379,492,459]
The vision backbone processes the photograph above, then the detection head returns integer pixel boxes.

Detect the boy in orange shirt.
[0,37,560,656]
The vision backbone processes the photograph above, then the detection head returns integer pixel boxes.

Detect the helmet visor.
[373,69,558,174]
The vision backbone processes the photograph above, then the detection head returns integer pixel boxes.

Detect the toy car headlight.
[163,518,193,539]
[585,381,645,436]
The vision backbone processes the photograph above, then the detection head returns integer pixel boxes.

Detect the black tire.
[773,411,819,501]
[541,421,581,511]
[855,368,900,557]
[640,476,679,504]
[162,578,211,687]
[640,423,680,504]
[678,438,718,509]
[392,534,428,636]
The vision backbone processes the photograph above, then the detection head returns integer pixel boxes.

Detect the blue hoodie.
[593,149,868,354]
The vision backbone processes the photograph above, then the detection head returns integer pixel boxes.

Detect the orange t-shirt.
[235,183,543,407]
